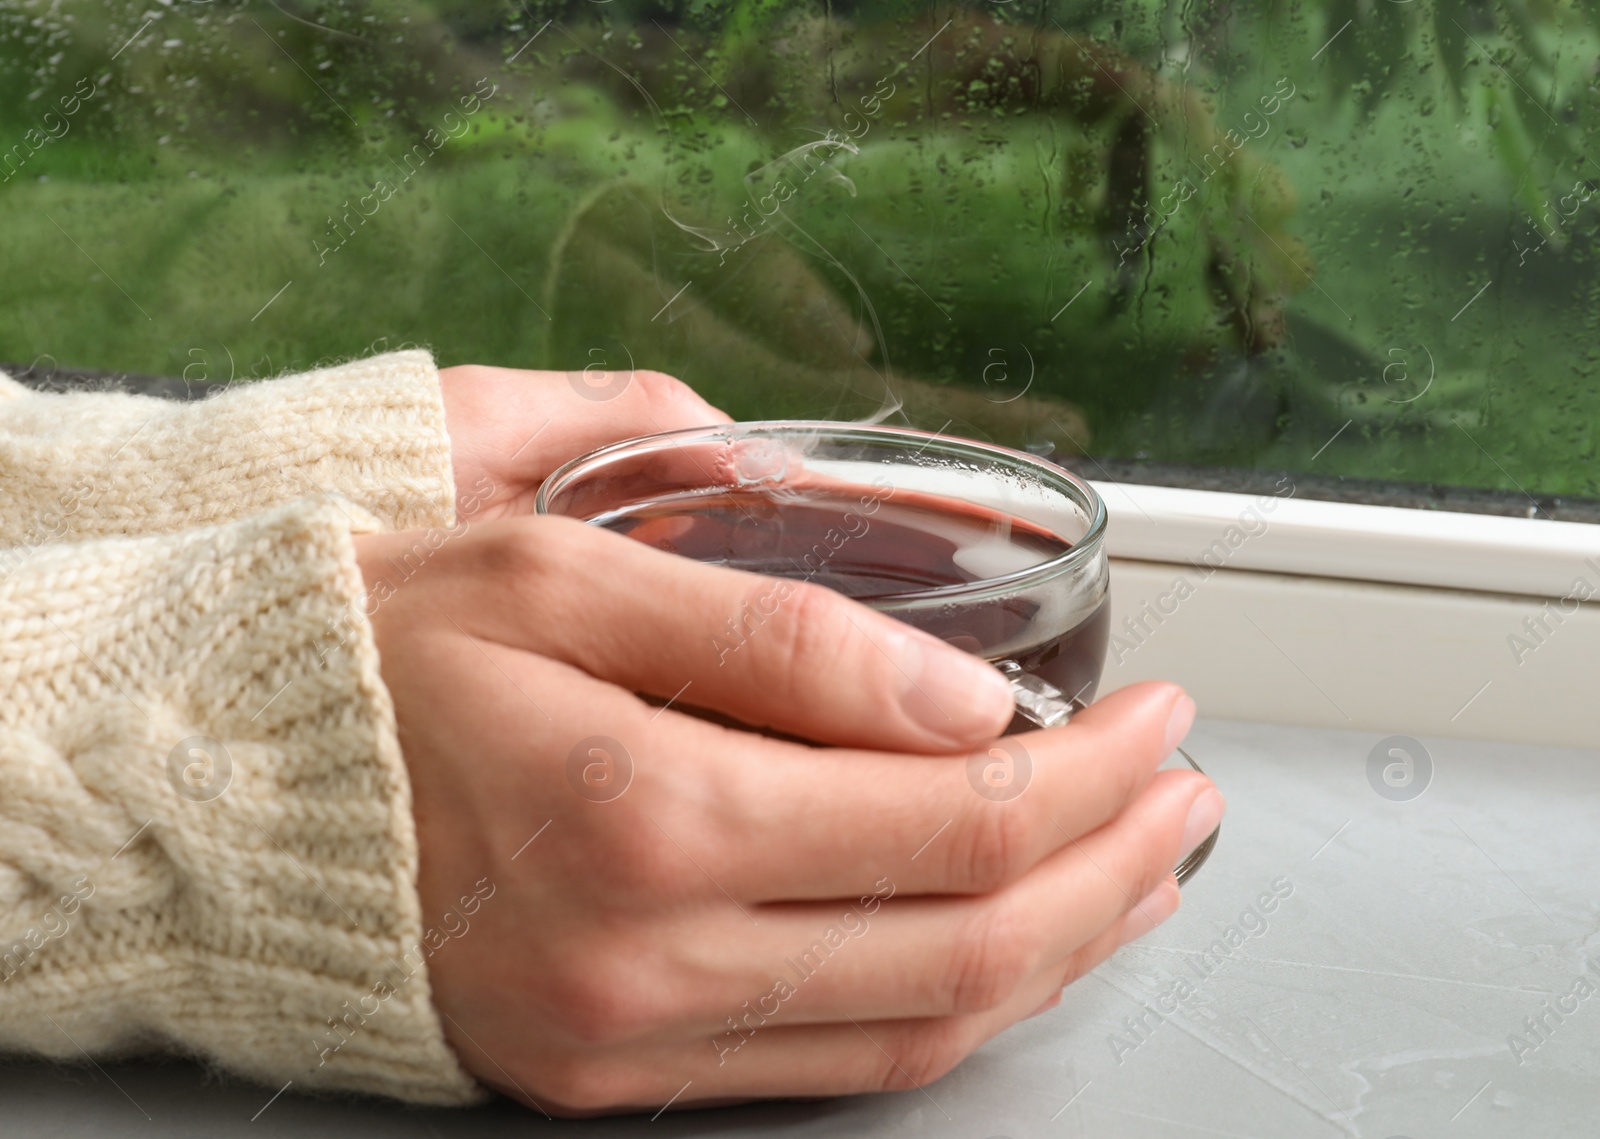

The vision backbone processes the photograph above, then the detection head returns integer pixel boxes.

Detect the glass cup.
[536,421,1217,884]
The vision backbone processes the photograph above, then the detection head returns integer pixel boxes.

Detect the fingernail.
[893,631,1015,744]
[1163,693,1196,755]
[1121,879,1180,942]
[1180,788,1226,862]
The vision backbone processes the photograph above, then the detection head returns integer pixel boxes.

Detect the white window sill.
[1092,482,1600,750]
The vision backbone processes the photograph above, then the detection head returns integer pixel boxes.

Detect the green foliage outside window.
[2,1,1598,496]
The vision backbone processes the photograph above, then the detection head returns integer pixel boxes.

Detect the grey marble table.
[4,717,1597,1138]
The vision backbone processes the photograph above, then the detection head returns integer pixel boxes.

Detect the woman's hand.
[437,364,729,519]
[352,517,1222,1116]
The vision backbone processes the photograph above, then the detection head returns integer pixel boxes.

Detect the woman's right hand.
[351,517,1221,1116]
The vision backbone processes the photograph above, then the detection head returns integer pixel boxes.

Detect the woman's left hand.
[438,364,731,519]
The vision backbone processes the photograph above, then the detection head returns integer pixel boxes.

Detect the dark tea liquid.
[593,483,1111,721]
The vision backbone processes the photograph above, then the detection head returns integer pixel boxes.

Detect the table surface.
[5,717,1597,1138]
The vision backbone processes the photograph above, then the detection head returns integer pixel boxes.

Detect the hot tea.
[592,482,1112,721]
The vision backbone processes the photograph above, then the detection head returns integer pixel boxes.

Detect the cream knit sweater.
[0,350,484,1104]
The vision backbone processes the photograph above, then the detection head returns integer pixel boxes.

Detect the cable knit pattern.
[0,496,483,1104]
[0,350,456,554]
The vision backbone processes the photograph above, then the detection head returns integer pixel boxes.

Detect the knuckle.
[1074,832,1164,926]
[955,802,1032,894]
[579,810,691,902]
[1052,732,1151,840]
[539,945,663,1047]
[632,368,692,403]
[942,900,1040,1014]
[874,1022,970,1092]
[1070,729,1146,817]
[538,1054,645,1113]
[1109,738,1154,808]
[1058,940,1105,989]
[1123,846,1171,914]
[479,517,584,581]
[749,579,847,694]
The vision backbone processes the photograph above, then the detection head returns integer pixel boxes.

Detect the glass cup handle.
[993,658,1082,729]
[991,659,1219,887]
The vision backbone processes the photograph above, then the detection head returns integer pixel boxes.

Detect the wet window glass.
[3,2,1596,501]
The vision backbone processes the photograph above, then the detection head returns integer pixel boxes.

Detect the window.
[3,2,1596,507]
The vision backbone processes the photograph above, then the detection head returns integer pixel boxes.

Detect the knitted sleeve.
[0,496,484,1104]
[0,349,457,548]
